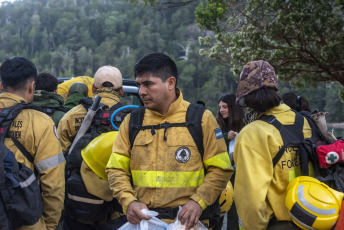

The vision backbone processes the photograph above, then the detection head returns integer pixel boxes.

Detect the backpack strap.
[81,97,122,128]
[258,115,285,168]
[186,103,205,158]
[0,103,43,164]
[129,106,146,149]
[9,135,34,163]
[80,97,94,111]
[39,106,69,117]
[128,104,206,157]
[93,102,123,126]
[258,112,305,168]
[41,107,56,116]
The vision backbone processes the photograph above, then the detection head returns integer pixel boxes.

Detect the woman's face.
[219,101,229,119]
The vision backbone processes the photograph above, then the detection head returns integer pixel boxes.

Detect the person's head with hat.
[92,65,123,97]
[235,60,280,124]
[68,82,88,98]
[64,82,90,109]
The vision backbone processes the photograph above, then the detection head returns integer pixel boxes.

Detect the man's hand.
[178,200,203,230]
[126,201,151,224]
[228,130,237,140]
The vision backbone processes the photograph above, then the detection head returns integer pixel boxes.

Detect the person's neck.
[5,89,30,102]
[158,92,178,115]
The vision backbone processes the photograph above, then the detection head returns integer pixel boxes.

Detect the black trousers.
[63,212,127,230]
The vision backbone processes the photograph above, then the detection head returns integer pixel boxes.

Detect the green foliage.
[0,0,234,114]
[195,0,228,32]
[196,0,344,93]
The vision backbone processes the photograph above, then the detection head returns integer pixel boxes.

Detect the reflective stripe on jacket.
[0,92,65,230]
[106,90,233,212]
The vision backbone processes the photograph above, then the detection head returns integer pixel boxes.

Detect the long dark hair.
[216,94,245,133]
[281,92,311,112]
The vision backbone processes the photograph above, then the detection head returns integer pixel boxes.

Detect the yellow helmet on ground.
[285,176,344,230]
[81,131,119,180]
[219,181,234,216]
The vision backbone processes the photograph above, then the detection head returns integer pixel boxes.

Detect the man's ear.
[92,84,96,93]
[0,82,4,92]
[167,77,176,90]
[29,80,35,94]
[119,86,124,96]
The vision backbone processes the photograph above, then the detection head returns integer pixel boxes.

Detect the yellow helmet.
[285,176,344,230]
[219,181,234,216]
[81,131,119,180]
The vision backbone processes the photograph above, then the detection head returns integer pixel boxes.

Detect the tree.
[126,0,196,8]
[196,0,344,94]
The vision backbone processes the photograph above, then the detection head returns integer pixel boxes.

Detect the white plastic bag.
[228,133,238,168]
[166,207,208,230]
[228,132,237,155]
[118,209,168,230]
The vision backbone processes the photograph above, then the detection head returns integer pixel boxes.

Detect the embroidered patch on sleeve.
[215,127,223,139]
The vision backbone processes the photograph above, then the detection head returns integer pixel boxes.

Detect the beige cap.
[94,65,122,89]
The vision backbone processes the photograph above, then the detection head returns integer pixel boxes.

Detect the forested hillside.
[0,0,238,112]
[0,0,343,131]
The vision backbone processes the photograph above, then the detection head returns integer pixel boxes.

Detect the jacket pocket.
[131,130,154,164]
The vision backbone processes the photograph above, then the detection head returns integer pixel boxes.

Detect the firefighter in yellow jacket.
[57,65,124,152]
[106,52,233,230]
[233,60,313,230]
[57,65,127,229]
[0,57,65,230]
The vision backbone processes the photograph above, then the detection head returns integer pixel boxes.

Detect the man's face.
[136,73,170,113]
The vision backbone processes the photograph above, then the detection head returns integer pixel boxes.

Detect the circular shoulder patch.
[325,151,339,165]
[175,147,191,163]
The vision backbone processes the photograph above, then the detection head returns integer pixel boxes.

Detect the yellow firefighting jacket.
[106,90,233,214]
[233,104,313,230]
[0,93,65,230]
[58,91,123,222]
[57,92,121,152]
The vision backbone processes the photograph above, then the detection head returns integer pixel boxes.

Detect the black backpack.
[0,103,44,229]
[41,106,70,116]
[128,103,221,228]
[64,97,134,222]
[258,110,344,192]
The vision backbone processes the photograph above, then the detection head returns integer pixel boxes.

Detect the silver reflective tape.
[19,173,36,188]
[289,212,316,230]
[297,185,337,215]
[67,193,104,204]
[35,152,65,173]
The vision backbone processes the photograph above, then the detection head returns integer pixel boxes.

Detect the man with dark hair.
[35,72,59,92]
[57,65,126,230]
[0,57,65,230]
[32,72,67,127]
[233,60,313,229]
[106,52,233,229]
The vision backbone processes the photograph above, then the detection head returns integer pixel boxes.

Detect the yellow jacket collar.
[93,92,121,103]
[0,92,27,103]
[262,103,291,116]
